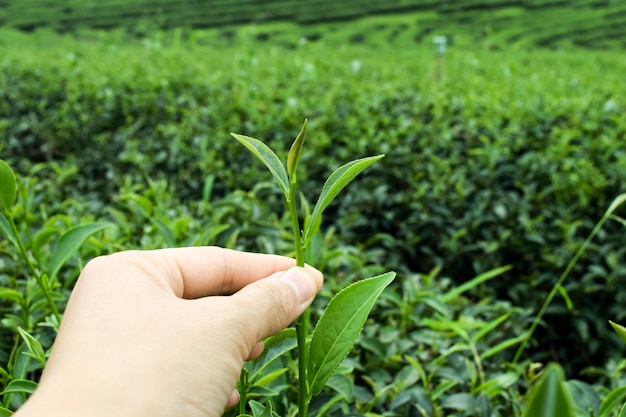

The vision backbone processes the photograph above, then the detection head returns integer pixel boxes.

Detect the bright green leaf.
[247,328,296,381]
[523,363,575,417]
[287,119,307,180]
[253,367,289,388]
[432,380,459,400]
[0,160,16,212]
[599,385,626,417]
[610,321,626,346]
[32,226,62,259]
[304,155,384,243]
[249,400,273,417]
[0,210,18,248]
[606,193,626,215]
[0,379,37,395]
[17,327,46,366]
[557,284,574,310]
[48,222,113,281]
[480,334,526,360]
[0,289,24,304]
[472,311,512,343]
[441,265,512,303]
[474,372,519,398]
[231,133,290,197]
[308,271,395,396]
[0,406,13,416]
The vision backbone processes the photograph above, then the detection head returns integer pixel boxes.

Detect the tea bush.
[1,23,626,415]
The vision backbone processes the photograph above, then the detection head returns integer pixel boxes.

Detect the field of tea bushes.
[1,2,626,416]
[2,0,626,49]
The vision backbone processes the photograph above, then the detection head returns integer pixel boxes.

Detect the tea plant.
[0,159,111,412]
[231,120,395,416]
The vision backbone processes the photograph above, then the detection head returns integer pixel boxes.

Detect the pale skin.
[15,246,323,417]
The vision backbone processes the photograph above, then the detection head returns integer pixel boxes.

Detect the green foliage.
[0,160,16,212]
[610,321,626,346]
[1,20,626,417]
[47,223,113,282]
[2,1,625,50]
[304,155,384,245]
[308,272,395,397]
[231,133,291,197]
[523,363,574,417]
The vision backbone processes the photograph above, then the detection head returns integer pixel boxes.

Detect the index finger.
[142,246,299,299]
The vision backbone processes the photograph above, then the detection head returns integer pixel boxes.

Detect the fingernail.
[281,267,315,304]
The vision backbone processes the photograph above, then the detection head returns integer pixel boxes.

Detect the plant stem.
[287,181,309,417]
[238,368,248,415]
[9,215,61,323]
[288,187,305,268]
[295,314,309,417]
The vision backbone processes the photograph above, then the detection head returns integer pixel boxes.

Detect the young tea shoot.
[232,120,396,416]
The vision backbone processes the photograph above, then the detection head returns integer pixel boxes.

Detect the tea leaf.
[599,386,626,417]
[472,311,512,343]
[0,379,37,395]
[253,367,289,388]
[0,289,23,304]
[231,133,290,197]
[17,327,46,366]
[480,334,526,360]
[0,160,16,212]
[523,363,574,417]
[0,406,13,417]
[0,211,18,248]
[441,393,475,412]
[247,328,296,381]
[287,119,307,180]
[607,193,626,215]
[441,265,511,303]
[609,321,626,346]
[566,380,601,417]
[249,400,274,417]
[557,284,574,310]
[308,271,395,396]
[304,155,384,244]
[48,222,113,281]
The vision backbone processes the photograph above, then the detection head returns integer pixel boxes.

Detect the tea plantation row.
[1,26,626,414]
[2,0,626,50]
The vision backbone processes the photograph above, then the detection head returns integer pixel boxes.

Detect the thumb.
[229,266,323,343]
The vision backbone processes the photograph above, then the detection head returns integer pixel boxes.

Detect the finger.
[226,389,239,409]
[247,341,265,361]
[141,246,302,298]
[227,266,323,345]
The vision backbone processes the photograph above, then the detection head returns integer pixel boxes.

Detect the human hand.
[15,247,323,417]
